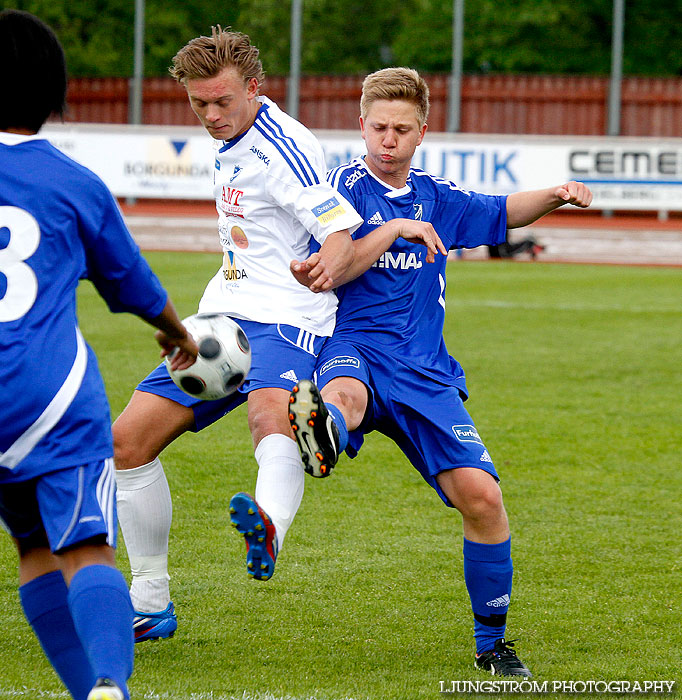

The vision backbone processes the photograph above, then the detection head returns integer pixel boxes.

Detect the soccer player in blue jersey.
[0,10,198,700]
[288,67,593,677]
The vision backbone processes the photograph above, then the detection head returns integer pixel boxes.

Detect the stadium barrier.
[42,123,682,214]
[60,74,682,137]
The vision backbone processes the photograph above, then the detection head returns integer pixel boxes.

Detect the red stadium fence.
[63,74,682,137]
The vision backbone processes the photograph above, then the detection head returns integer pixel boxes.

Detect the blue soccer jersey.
[0,133,168,482]
[326,157,507,391]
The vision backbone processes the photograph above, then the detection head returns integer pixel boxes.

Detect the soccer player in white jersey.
[288,68,593,677]
[111,26,365,641]
[0,10,198,700]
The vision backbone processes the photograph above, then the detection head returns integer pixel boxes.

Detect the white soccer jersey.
[197,96,362,336]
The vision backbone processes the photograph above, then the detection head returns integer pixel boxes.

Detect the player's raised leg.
[288,377,366,477]
[113,390,194,642]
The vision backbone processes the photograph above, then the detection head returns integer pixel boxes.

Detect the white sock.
[254,433,305,549]
[115,457,172,613]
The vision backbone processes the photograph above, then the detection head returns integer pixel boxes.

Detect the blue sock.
[19,570,95,700]
[326,402,349,452]
[463,537,513,654]
[68,565,134,699]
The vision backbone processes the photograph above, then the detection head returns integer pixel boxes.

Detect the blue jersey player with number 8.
[289,67,593,677]
[0,10,197,700]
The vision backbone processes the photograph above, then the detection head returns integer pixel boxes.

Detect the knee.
[440,470,506,523]
[459,484,505,523]
[323,383,367,431]
[247,394,291,445]
[112,415,149,469]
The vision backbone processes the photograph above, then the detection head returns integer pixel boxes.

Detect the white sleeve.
[271,177,363,244]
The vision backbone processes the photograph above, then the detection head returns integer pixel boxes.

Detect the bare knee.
[457,482,505,523]
[247,388,293,446]
[113,391,194,469]
[437,468,509,542]
[321,378,367,431]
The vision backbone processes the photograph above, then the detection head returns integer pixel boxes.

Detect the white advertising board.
[42,124,682,211]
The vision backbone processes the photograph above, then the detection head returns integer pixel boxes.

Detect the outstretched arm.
[291,218,447,291]
[334,218,447,287]
[506,181,593,229]
[148,298,198,370]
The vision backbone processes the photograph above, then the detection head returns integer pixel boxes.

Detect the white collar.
[0,131,46,145]
[358,157,411,198]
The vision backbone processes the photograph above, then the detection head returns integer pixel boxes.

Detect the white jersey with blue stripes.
[198,96,362,337]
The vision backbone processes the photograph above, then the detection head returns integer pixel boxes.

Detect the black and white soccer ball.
[165,313,251,401]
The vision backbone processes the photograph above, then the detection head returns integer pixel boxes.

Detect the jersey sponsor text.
[372,251,423,270]
[319,355,361,375]
[452,425,484,445]
[313,197,346,224]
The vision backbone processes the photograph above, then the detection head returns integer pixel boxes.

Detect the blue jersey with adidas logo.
[326,157,507,389]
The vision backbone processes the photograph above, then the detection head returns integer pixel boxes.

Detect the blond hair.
[169,25,264,87]
[360,67,430,127]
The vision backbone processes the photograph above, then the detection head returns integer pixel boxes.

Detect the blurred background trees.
[9,0,682,77]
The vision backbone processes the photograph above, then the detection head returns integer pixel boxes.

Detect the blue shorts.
[315,339,499,507]
[0,458,117,553]
[137,319,326,432]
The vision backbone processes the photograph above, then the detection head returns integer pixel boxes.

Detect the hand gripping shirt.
[198,97,363,337]
[326,157,507,392]
[0,133,168,481]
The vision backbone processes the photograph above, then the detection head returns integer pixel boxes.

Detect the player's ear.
[246,77,259,99]
[359,116,366,138]
[417,122,428,145]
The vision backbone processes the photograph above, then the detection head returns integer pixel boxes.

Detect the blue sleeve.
[437,191,508,250]
[78,181,168,319]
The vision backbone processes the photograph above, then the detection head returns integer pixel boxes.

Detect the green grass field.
[1,254,679,700]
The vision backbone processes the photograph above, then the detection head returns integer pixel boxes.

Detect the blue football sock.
[19,570,95,700]
[68,565,134,699]
[326,402,349,452]
[463,537,513,654]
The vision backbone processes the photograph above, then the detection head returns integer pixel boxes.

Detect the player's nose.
[382,130,397,147]
[205,103,222,122]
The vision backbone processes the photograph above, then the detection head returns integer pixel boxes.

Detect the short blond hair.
[169,25,264,87]
[360,67,430,127]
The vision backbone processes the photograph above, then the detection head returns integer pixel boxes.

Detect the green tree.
[234,0,401,75]
[8,0,682,77]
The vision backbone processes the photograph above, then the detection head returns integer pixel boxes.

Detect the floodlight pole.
[129,0,145,126]
[288,0,303,120]
[447,0,464,132]
[607,0,624,136]
[126,0,145,204]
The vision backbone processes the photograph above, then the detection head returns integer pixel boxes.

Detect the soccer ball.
[165,313,251,401]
